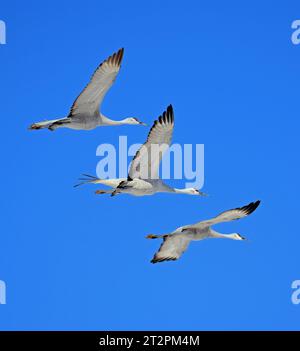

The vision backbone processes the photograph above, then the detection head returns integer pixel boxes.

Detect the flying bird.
[76,105,206,197]
[29,48,145,131]
[147,200,261,264]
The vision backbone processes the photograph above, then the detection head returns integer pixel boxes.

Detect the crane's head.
[185,188,208,196]
[230,233,246,240]
[124,117,147,126]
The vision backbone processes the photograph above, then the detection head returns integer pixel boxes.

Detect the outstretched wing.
[187,201,261,229]
[69,48,124,117]
[151,234,191,264]
[128,105,174,180]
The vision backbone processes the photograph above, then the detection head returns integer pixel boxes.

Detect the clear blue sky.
[0,0,300,330]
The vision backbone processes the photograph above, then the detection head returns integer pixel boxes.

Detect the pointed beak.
[197,190,208,196]
[139,122,147,126]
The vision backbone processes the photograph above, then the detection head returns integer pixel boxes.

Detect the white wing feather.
[128,105,174,180]
[187,201,261,229]
[69,48,124,116]
[151,234,191,263]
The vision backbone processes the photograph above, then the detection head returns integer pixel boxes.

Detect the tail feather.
[29,118,70,131]
[81,174,98,179]
[74,174,99,188]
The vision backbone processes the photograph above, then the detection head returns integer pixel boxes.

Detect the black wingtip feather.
[157,104,174,125]
[240,200,261,215]
[107,48,124,67]
[151,256,177,264]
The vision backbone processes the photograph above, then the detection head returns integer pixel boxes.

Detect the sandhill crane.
[29,48,145,131]
[76,105,206,197]
[147,200,261,263]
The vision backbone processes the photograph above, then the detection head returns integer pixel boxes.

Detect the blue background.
[0,0,299,330]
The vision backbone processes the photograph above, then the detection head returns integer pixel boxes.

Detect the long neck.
[100,114,129,126]
[209,229,237,239]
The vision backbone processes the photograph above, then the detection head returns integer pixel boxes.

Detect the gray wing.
[151,234,191,263]
[69,48,124,117]
[128,105,174,180]
[186,201,261,229]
